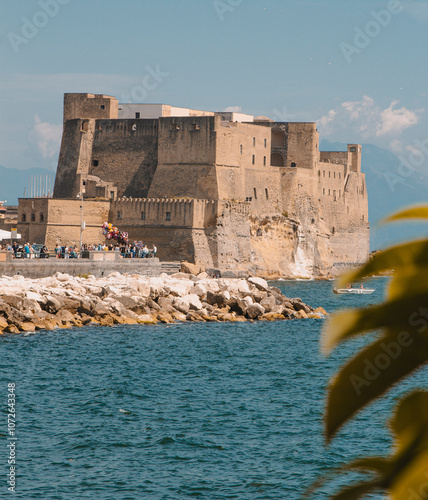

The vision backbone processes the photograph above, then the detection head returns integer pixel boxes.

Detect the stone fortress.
[18,93,369,277]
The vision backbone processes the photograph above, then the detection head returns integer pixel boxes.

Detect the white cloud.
[224,105,242,112]
[29,116,62,159]
[318,96,422,140]
[376,100,419,136]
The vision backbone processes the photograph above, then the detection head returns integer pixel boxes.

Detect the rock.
[206,291,226,307]
[56,309,76,324]
[172,298,190,314]
[0,316,8,329]
[237,280,251,294]
[237,296,253,315]
[137,314,158,324]
[181,294,203,311]
[181,261,205,275]
[313,306,328,315]
[248,276,269,291]
[259,313,285,321]
[156,312,175,324]
[260,295,276,312]
[246,303,266,319]
[186,311,205,321]
[4,324,20,334]
[45,296,64,314]
[147,299,160,311]
[171,311,187,322]
[295,309,308,319]
[91,301,110,317]
[188,284,206,297]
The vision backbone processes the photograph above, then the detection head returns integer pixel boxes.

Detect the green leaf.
[336,239,428,288]
[383,205,428,224]
[391,449,428,499]
[322,292,428,354]
[325,330,428,440]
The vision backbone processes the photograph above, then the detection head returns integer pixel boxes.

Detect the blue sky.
[1,0,427,172]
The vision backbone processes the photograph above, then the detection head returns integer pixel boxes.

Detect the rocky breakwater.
[0,272,327,334]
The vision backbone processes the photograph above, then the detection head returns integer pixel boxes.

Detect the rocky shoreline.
[0,271,327,334]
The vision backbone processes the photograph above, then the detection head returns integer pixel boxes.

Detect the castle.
[18,93,369,277]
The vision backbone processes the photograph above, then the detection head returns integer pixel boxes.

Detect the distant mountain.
[321,140,428,250]
[0,165,55,205]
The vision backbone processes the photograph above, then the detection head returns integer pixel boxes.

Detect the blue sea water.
[1,277,426,499]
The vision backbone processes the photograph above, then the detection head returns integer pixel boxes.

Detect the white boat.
[333,286,375,295]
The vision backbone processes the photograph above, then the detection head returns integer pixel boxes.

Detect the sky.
[1,0,427,174]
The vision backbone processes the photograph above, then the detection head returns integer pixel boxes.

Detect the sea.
[1,277,426,499]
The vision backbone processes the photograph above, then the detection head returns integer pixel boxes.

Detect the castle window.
[110,191,115,199]
[93,160,99,167]
[265,188,269,200]
[350,146,356,152]
[100,105,105,110]
[328,189,331,196]
[323,170,325,177]
[21,214,26,222]
[332,227,335,234]
[135,112,140,119]
[334,172,336,179]
[323,188,325,195]
[271,153,284,166]
[333,190,336,200]
[329,171,331,178]
[193,123,200,130]
[253,188,257,199]
[165,212,171,221]
[240,145,243,154]
[117,211,122,220]
[40,214,44,222]
[245,197,252,202]
[31,213,35,221]
[339,173,341,179]
[318,170,321,176]
[291,162,296,168]
[253,137,256,146]
[141,211,145,220]
[263,156,266,166]
[264,138,267,148]
[81,120,88,132]
[252,155,255,165]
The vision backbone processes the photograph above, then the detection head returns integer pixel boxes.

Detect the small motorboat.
[333,284,375,294]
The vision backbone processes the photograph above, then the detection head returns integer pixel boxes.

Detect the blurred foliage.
[310,205,428,499]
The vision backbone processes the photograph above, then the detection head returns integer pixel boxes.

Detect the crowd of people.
[0,241,157,259]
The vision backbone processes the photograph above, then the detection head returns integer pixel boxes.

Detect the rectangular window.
[100,104,105,110]
[165,212,171,221]
[253,137,256,146]
[240,145,243,154]
[265,188,269,199]
[31,213,35,221]
[329,171,331,178]
[93,160,99,166]
[339,190,341,197]
[334,172,336,179]
[40,214,44,222]
[252,155,255,165]
[263,156,266,166]
[323,170,325,177]
[135,112,140,119]
[141,211,146,220]
[339,173,341,179]
[264,138,267,147]
[22,214,26,222]
[253,188,257,199]
[323,188,325,195]
[117,211,122,219]
[110,191,115,199]
[328,189,330,196]
[350,146,356,152]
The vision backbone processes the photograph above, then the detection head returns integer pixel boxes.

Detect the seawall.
[0,258,161,279]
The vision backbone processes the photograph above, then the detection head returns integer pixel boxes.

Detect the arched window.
[271,153,284,166]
